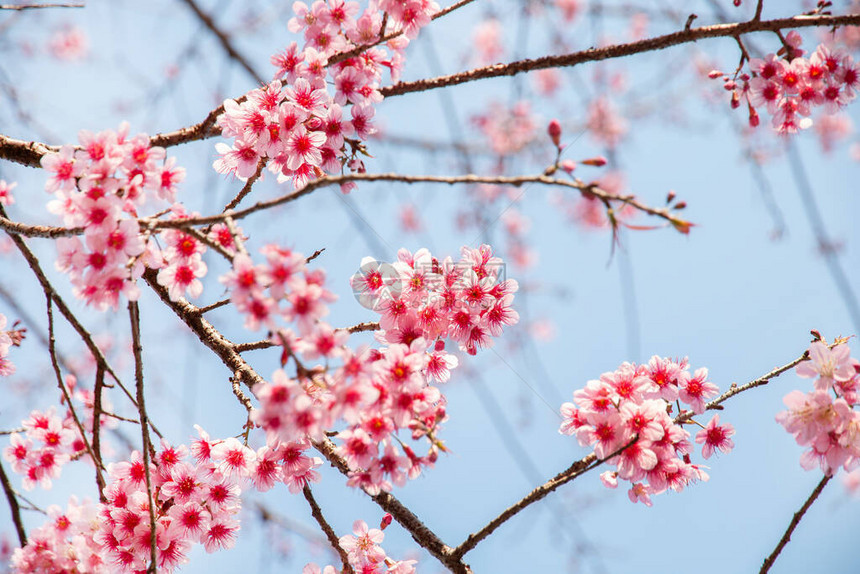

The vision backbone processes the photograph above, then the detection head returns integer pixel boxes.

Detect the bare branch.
[129,301,158,573]
[379,13,860,97]
[0,3,84,10]
[0,205,160,438]
[45,296,107,492]
[143,172,686,231]
[302,485,354,574]
[760,474,832,574]
[178,0,265,85]
[0,459,27,546]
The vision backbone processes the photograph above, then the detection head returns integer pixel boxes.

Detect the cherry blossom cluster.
[3,375,118,492]
[215,0,439,190]
[303,517,417,574]
[776,341,860,475]
[9,427,325,573]
[353,245,520,356]
[3,407,86,491]
[225,244,516,494]
[558,356,735,506]
[9,497,104,573]
[715,34,860,134]
[40,125,186,310]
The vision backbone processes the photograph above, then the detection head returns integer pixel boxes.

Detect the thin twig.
[45,297,107,490]
[760,474,832,574]
[178,0,265,85]
[0,459,26,546]
[0,205,150,429]
[754,0,765,22]
[451,440,634,560]
[0,3,83,10]
[195,298,232,315]
[141,172,685,232]
[302,485,354,574]
[129,301,158,574]
[91,362,107,502]
[312,438,469,573]
[1,172,682,239]
[222,157,267,212]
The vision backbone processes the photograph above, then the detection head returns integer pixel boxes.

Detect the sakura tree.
[0,0,858,573]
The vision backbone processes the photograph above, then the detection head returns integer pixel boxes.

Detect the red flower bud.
[582,156,607,167]
[547,119,562,147]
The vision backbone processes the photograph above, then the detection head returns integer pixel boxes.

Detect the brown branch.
[378,13,860,97]
[0,3,83,10]
[141,268,265,389]
[2,12,855,167]
[0,459,26,546]
[302,485,354,574]
[0,205,159,438]
[129,301,158,574]
[760,474,832,574]
[91,363,107,502]
[234,321,380,353]
[675,347,813,425]
[195,297,231,315]
[222,157,267,212]
[143,172,683,231]
[457,342,821,559]
[141,268,469,572]
[312,437,470,573]
[451,438,638,561]
[178,0,265,85]
[45,297,107,491]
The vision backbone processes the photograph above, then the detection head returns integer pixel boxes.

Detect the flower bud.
[582,156,607,167]
[559,159,576,174]
[547,119,562,147]
[730,90,740,109]
[380,513,393,531]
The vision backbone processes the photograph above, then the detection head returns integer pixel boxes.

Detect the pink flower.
[210,437,257,482]
[796,342,855,391]
[695,415,735,459]
[0,180,16,206]
[678,368,719,414]
[157,253,207,301]
[339,519,386,566]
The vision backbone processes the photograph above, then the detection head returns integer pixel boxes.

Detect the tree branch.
[178,0,265,85]
[0,458,27,546]
[143,172,685,231]
[760,474,832,574]
[0,3,83,10]
[302,485,354,574]
[129,301,158,574]
[2,13,856,166]
[0,205,158,436]
[379,13,860,97]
